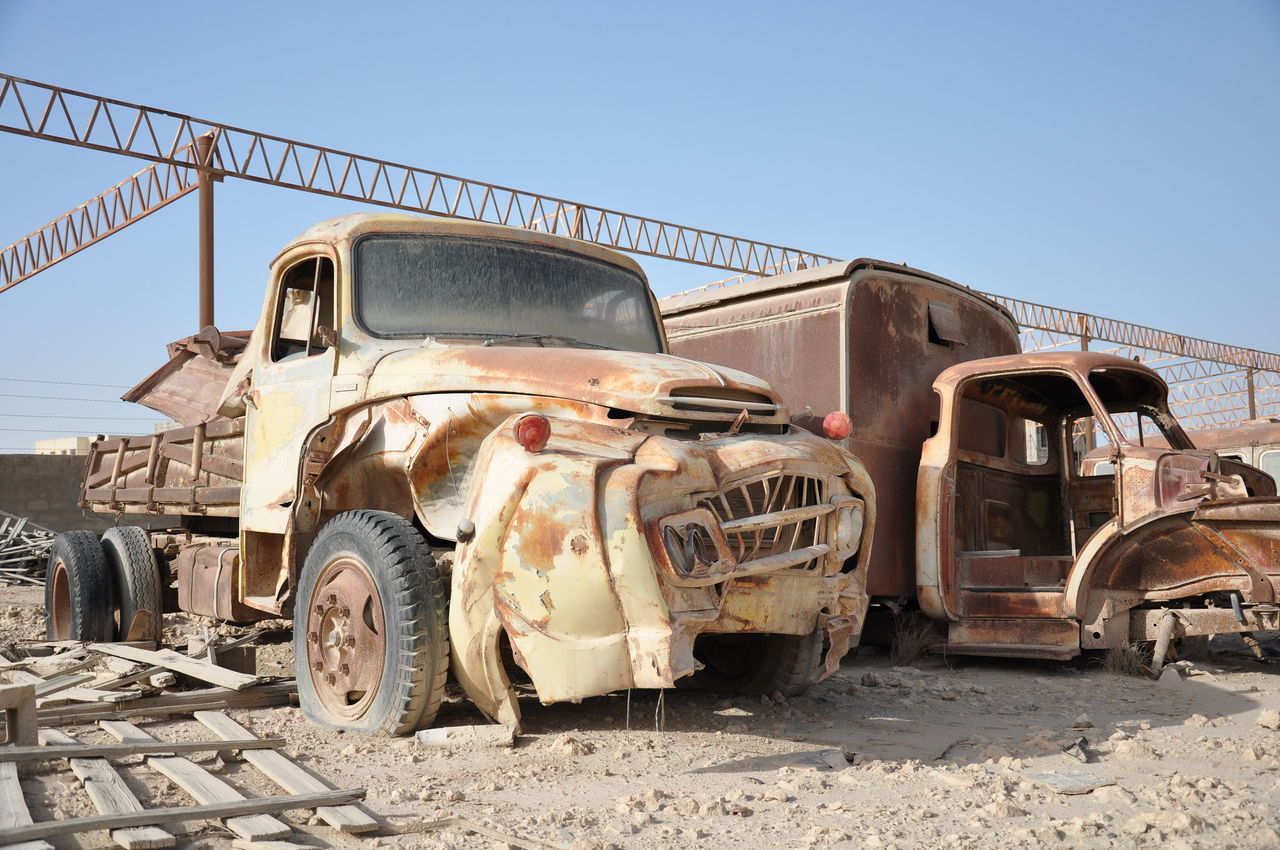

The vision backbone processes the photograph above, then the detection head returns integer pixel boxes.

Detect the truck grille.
[699,473,832,572]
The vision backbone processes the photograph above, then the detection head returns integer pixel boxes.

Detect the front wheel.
[294,510,449,735]
[687,628,824,697]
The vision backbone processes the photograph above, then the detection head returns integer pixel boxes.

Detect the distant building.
[34,435,134,456]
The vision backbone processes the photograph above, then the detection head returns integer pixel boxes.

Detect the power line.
[0,393,132,403]
[0,376,131,389]
[0,427,143,434]
[0,413,160,421]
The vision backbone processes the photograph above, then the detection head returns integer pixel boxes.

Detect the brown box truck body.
[661,260,1019,599]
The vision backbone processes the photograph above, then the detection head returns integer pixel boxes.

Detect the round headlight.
[834,505,864,550]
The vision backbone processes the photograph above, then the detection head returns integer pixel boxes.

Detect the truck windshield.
[354,234,663,352]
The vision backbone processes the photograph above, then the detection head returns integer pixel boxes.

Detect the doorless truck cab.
[662,261,1280,663]
[54,214,875,734]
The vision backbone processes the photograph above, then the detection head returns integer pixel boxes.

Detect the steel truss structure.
[1,72,1274,433]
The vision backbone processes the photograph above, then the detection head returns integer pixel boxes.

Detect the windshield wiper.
[480,333,614,350]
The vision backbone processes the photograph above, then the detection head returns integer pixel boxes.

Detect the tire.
[45,531,114,641]
[100,526,163,642]
[294,510,449,735]
[688,628,824,697]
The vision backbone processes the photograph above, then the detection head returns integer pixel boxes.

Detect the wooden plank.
[93,665,165,692]
[6,669,141,704]
[40,728,174,850]
[0,788,363,845]
[100,721,290,842]
[36,681,297,725]
[194,712,376,834]
[0,761,53,850]
[0,736,286,764]
[89,645,260,690]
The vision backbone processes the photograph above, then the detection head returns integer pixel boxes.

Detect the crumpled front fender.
[448,415,876,729]
[448,415,655,727]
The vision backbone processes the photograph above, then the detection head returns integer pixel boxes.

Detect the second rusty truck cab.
[919,352,1279,660]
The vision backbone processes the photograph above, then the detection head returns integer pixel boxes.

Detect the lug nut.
[344,635,356,647]
[313,604,324,614]
[308,631,319,642]
[326,593,338,605]
[340,663,350,676]
[325,673,336,685]
[339,605,350,617]
[312,661,323,672]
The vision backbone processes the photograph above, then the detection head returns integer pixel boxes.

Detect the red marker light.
[513,413,551,453]
[822,411,852,440]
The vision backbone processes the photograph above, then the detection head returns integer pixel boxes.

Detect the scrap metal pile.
[0,510,53,586]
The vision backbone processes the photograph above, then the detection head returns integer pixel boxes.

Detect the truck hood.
[361,345,789,423]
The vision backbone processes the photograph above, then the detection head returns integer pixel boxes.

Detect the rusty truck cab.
[918,351,1280,659]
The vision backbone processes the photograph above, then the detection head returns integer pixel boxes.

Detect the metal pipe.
[1151,609,1177,673]
[195,134,215,329]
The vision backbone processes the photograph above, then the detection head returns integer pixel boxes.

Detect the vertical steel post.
[1247,367,1257,420]
[1079,316,1095,451]
[195,134,216,329]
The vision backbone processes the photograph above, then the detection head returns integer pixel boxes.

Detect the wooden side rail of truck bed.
[79,418,245,517]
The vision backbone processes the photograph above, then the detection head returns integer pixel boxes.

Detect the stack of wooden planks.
[0,706,372,848]
[0,511,53,587]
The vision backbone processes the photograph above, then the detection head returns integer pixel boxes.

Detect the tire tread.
[101,526,163,642]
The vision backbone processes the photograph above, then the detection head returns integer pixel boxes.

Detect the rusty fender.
[447,414,874,728]
[1069,499,1280,648]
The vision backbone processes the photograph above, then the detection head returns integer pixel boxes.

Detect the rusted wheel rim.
[304,555,386,720]
[48,559,71,639]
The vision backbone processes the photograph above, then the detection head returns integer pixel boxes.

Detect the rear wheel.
[100,526,163,642]
[295,510,449,735]
[688,628,824,697]
[45,531,114,641]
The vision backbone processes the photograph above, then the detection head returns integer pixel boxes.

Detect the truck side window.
[957,397,1005,457]
[1013,417,1050,466]
[271,257,335,362]
[1071,416,1113,476]
[1260,450,1280,481]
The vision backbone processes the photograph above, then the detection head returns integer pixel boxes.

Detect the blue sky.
[0,1,1277,450]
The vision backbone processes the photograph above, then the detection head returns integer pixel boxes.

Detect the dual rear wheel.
[45,527,162,642]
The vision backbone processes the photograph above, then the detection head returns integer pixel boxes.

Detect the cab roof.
[276,212,647,279]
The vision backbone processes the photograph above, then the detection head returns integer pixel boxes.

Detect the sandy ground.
[3,586,1279,850]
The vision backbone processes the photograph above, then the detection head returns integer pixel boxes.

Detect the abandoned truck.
[49,213,876,735]
[660,261,1280,663]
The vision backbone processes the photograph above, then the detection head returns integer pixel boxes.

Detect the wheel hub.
[304,557,386,719]
[48,559,71,640]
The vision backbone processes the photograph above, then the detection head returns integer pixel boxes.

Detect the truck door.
[241,254,338,535]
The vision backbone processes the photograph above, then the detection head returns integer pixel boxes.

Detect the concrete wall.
[0,454,170,533]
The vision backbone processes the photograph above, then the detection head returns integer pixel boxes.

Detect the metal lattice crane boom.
[0,139,202,294]
[0,73,829,283]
